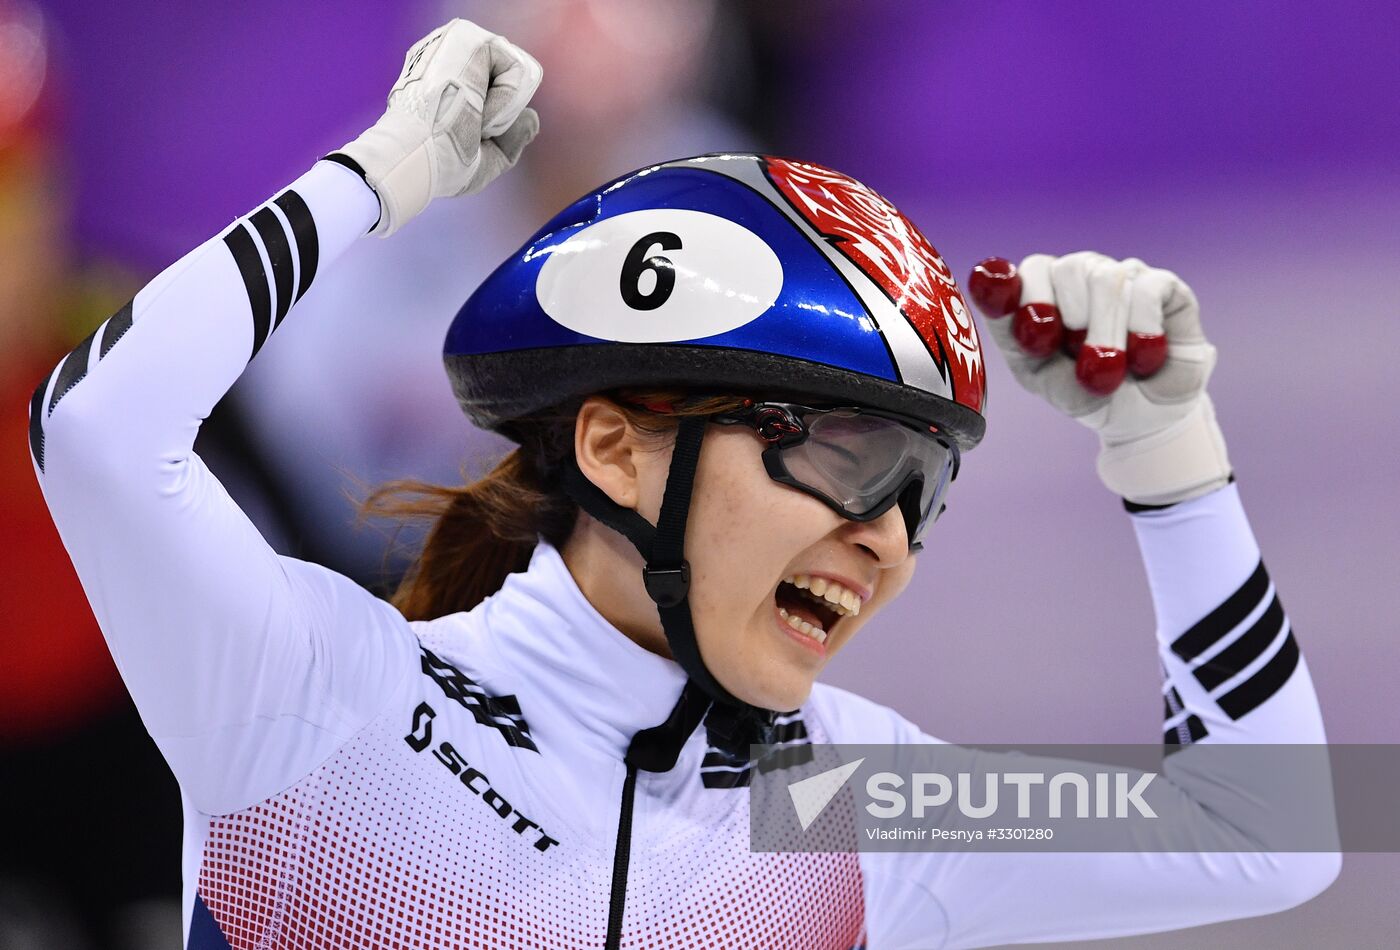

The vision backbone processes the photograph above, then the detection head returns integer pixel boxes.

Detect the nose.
[840,502,912,568]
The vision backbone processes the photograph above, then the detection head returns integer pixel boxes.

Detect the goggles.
[710,401,959,552]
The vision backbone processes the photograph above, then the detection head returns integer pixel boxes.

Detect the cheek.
[685,435,838,618]
[883,557,917,602]
[872,557,917,616]
[692,446,833,569]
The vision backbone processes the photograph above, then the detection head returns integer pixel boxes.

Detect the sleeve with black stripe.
[1132,482,1326,748]
[847,482,1339,949]
[26,160,420,815]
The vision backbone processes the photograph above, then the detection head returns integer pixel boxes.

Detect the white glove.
[331,19,542,237]
[972,251,1232,507]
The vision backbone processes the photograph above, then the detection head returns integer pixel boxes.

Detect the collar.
[483,540,692,762]
[481,541,782,773]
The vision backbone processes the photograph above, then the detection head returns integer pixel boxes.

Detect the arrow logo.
[787,757,865,831]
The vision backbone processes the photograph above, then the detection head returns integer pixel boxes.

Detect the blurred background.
[1,0,1396,947]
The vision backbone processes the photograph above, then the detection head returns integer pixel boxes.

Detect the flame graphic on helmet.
[764,158,985,413]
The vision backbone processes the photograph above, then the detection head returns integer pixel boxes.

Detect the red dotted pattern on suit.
[199,709,606,949]
[197,703,866,949]
[624,778,865,949]
[622,709,864,948]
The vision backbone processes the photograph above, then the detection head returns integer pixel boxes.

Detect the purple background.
[38,0,1400,946]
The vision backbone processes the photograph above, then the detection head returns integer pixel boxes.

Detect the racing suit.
[30,160,1338,949]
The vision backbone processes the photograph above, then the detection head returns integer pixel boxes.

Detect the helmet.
[444,154,986,738]
[447,153,985,443]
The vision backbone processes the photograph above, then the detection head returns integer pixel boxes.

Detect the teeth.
[778,606,828,644]
[784,574,862,617]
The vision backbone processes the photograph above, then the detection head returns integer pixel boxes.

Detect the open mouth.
[773,574,860,646]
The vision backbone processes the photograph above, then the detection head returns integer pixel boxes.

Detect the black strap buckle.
[642,562,691,608]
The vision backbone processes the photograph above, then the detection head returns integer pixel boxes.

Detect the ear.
[574,396,645,511]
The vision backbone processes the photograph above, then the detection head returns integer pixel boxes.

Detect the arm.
[31,163,406,816]
[29,19,541,815]
[858,255,1336,947]
[862,484,1339,949]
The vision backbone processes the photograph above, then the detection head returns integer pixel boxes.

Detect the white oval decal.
[535,209,783,343]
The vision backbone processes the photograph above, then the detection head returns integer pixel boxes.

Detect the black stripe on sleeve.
[1193,596,1287,691]
[28,367,55,472]
[273,189,318,305]
[222,223,272,359]
[1218,632,1301,720]
[1170,560,1270,662]
[47,329,97,416]
[99,300,134,358]
[32,300,140,471]
[249,207,294,327]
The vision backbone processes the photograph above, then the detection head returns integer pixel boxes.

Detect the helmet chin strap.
[559,416,764,714]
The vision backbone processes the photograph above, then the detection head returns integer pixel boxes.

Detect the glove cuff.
[335,111,434,238]
[1097,396,1233,507]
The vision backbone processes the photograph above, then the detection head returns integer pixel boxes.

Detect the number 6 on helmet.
[620,232,683,311]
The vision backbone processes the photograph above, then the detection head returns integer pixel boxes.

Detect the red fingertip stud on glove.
[967,257,1021,318]
[1076,345,1127,395]
[1012,303,1064,358]
[1126,332,1168,377]
[967,257,1065,358]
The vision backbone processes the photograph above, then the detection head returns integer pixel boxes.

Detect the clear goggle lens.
[717,403,958,550]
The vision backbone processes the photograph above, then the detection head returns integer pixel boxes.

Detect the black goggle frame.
[709,400,960,553]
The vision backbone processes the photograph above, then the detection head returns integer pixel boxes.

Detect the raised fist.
[332,19,543,237]
[968,252,1232,506]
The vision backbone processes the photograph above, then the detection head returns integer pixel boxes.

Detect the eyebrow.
[819,442,862,466]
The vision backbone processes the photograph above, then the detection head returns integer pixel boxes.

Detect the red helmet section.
[763,158,986,414]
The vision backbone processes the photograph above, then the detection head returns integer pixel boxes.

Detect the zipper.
[604,764,640,950]
[604,681,710,949]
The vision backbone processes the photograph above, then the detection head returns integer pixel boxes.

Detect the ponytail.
[359,389,748,621]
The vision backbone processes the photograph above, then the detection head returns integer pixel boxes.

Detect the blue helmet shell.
[445,153,987,450]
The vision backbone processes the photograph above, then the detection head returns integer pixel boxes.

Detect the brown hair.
[358,388,750,622]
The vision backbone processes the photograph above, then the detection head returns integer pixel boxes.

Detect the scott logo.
[405,702,560,853]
